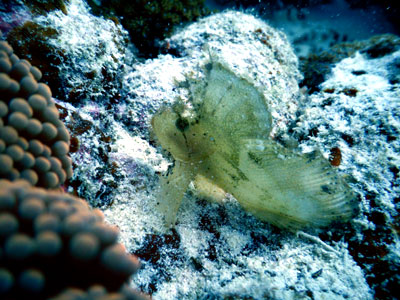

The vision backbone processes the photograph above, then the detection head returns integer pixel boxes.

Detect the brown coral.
[0,36,72,188]
[0,29,149,300]
[0,179,147,300]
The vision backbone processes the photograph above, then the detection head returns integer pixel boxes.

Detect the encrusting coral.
[0,33,72,188]
[152,62,359,231]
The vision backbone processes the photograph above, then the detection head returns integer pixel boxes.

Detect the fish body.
[151,63,358,230]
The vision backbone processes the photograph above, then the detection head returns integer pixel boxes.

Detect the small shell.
[152,63,358,231]
[329,147,342,167]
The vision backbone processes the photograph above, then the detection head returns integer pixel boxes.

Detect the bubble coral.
[0,35,72,188]
[0,179,147,300]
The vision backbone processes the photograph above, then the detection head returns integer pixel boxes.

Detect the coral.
[86,0,210,57]
[6,21,66,100]
[300,34,400,92]
[22,0,68,16]
[1,28,149,300]
[0,179,147,300]
[295,43,400,299]
[29,0,130,104]
[50,285,149,300]
[0,36,72,188]
[7,4,372,298]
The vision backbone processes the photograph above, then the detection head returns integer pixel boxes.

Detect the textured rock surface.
[294,45,400,299]
[32,0,132,103]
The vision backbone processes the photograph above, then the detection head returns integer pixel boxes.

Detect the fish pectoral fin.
[236,139,358,230]
[156,161,195,228]
[192,174,227,204]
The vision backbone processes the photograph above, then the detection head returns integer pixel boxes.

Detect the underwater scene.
[0,0,399,299]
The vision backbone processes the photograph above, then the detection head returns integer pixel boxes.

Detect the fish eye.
[175,117,189,132]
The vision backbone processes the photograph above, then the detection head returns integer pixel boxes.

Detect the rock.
[294,43,400,299]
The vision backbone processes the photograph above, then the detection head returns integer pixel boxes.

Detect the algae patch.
[152,63,358,231]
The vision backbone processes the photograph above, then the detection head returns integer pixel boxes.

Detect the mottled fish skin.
[151,63,359,231]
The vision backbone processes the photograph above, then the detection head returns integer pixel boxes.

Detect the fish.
[151,63,358,231]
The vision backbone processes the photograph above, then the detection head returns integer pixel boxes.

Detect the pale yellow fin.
[198,63,272,145]
[234,139,358,231]
[156,161,194,228]
[192,174,227,204]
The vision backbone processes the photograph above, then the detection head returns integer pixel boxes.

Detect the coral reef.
[0,179,147,300]
[294,38,400,299]
[6,21,66,107]
[86,0,210,57]
[7,0,130,104]
[97,11,370,299]
[300,34,400,92]
[4,1,395,298]
[22,0,68,15]
[0,35,72,188]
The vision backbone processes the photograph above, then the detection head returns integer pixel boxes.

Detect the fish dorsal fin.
[195,63,272,146]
